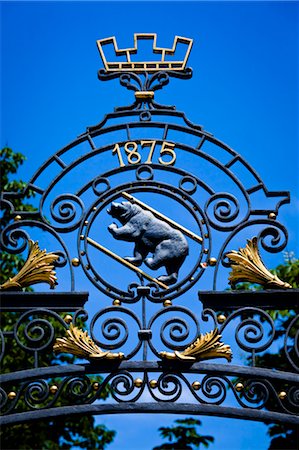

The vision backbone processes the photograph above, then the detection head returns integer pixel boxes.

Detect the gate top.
[0,33,291,301]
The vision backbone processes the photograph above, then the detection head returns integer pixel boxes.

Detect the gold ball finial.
[163,300,172,307]
[268,212,276,220]
[217,314,226,324]
[208,257,217,266]
[14,215,22,222]
[149,380,158,389]
[8,391,17,400]
[63,314,73,324]
[235,382,244,392]
[92,382,99,391]
[278,391,287,400]
[134,378,143,388]
[192,381,201,391]
[113,299,121,306]
[71,258,80,267]
[49,385,58,395]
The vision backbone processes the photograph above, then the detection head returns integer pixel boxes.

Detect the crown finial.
[97,34,193,73]
[96,34,193,111]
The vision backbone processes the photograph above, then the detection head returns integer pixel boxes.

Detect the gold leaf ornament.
[227,237,292,289]
[0,240,59,290]
[53,324,125,360]
[159,328,232,362]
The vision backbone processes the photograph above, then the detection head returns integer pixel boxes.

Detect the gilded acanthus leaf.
[227,237,292,289]
[53,323,125,360]
[0,240,59,290]
[159,328,232,362]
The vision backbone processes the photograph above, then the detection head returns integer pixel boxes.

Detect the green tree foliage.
[0,148,116,449]
[153,418,214,450]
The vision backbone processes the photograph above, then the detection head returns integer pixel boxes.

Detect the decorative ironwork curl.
[47,194,85,232]
[284,313,299,372]
[205,192,248,231]
[200,375,227,405]
[90,306,142,359]
[149,373,182,403]
[24,380,50,409]
[14,309,67,355]
[147,306,200,357]
[219,307,275,355]
[64,375,93,402]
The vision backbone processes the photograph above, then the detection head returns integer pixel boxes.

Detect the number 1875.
[112,140,176,167]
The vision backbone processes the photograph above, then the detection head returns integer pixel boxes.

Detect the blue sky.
[1,1,298,449]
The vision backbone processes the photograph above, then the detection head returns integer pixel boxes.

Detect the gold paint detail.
[14,215,22,221]
[208,257,217,266]
[113,299,121,306]
[63,314,73,324]
[192,381,201,391]
[235,383,244,392]
[0,240,59,290]
[278,391,287,400]
[8,391,17,400]
[217,314,226,324]
[97,34,193,73]
[134,378,143,388]
[49,385,58,395]
[227,237,292,289]
[86,237,169,290]
[71,258,80,267]
[122,192,203,244]
[159,328,232,362]
[149,380,158,389]
[268,212,277,220]
[163,300,172,307]
[53,323,125,360]
[135,91,154,100]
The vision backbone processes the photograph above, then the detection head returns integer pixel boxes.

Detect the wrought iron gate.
[1,34,298,427]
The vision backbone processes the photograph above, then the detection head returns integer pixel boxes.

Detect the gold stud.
[217,314,226,324]
[163,300,172,307]
[85,264,90,270]
[80,235,85,240]
[14,215,22,221]
[92,207,97,211]
[203,249,209,254]
[8,391,17,400]
[192,381,201,391]
[113,299,121,306]
[63,314,73,324]
[71,258,80,267]
[49,385,58,394]
[92,382,99,391]
[84,220,89,226]
[134,378,143,388]
[268,212,276,220]
[150,380,158,389]
[80,251,85,256]
[204,233,209,238]
[278,391,287,400]
[208,257,217,266]
[235,382,244,392]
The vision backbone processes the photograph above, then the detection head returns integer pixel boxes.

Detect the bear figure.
[107,201,189,286]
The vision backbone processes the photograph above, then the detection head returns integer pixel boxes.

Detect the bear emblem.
[107,201,189,286]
